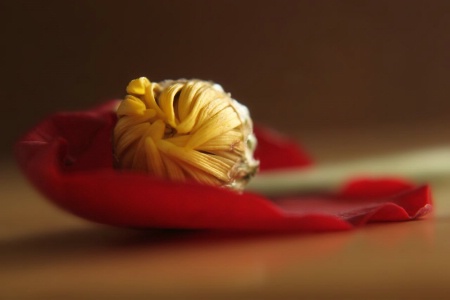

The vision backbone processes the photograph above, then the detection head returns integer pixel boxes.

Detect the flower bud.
[113,77,259,191]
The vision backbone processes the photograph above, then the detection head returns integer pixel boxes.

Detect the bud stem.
[247,147,450,197]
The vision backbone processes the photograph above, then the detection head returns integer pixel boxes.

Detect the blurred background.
[1,0,449,157]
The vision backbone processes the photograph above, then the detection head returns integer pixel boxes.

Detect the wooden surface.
[2,122,450,299]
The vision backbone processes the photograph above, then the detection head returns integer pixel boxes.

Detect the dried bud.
[113,77,259,191]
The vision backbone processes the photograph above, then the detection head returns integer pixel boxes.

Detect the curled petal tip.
[126,77,150,95]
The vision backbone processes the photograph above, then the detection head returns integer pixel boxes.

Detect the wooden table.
[2,121,450,299]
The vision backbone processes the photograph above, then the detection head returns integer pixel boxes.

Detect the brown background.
[1,0,449,156]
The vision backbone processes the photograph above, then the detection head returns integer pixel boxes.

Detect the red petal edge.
[14,100,433,231]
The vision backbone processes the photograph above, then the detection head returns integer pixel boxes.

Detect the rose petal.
[253,126,313,171]
[14,101,433,231]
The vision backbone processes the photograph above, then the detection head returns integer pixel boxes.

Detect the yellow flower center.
[113,77,258,190]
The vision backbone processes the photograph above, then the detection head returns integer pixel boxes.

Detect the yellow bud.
[113,77,259,191]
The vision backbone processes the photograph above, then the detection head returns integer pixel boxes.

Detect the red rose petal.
[253,125,313,171]
[14,101,433,231]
